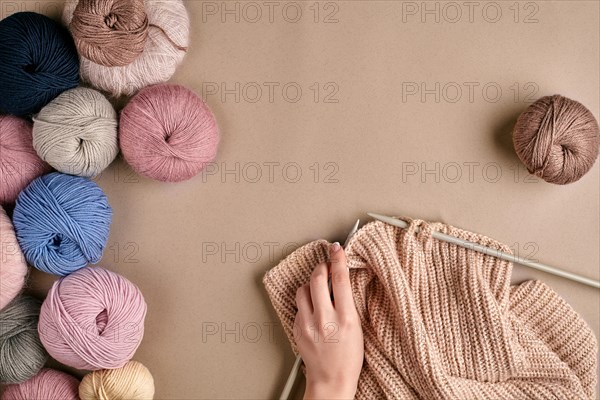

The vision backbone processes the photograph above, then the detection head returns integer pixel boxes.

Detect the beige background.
[2,0,599,398]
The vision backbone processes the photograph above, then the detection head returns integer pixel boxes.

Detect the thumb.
[328,243,353,310]
[329,242,347,272]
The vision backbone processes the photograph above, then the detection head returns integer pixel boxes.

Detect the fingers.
[300,243,354,317]
[328,243,354,312]
[310,262,333,313]
[295,284,313,314]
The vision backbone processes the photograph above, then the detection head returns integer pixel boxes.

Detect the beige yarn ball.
[32,87,118,177]
[79,361,155,400]
[63,0,189,97]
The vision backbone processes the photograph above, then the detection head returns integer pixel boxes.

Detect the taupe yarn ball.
[33,87,119,177]
[0,296,48,384]
[63,0,189,97]
[513,95,600,185]
[69,0,149,67]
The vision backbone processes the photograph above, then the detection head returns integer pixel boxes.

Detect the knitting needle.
[279,219,361,400]
[279,356,302,400]
[368,213,600,289]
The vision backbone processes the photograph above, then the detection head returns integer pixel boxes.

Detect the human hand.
[294,242,364,400]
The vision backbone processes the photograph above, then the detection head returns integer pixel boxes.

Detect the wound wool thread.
[0,115,50,205]
[79,361,155,400]
[63,0,189,97]
[69,0,149,67]
[33,87,119,178]
[119,84,220,182]
[0,12,79,116]
[513,95,600,185]
[0,207,28,311]
[12,173,112,276]
[0,296,48,385]
[38,267,147,370]
[1,368,79,400]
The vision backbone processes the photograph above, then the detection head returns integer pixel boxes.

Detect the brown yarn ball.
[513,95,600,185]
[69,0,149,67]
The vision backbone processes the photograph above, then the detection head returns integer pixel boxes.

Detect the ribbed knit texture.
[263,219,598,399]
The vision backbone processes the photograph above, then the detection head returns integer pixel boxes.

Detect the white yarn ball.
[33,87,118,177]
[62,0,189,97]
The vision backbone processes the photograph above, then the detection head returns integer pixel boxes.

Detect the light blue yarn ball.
[13,173,112,276]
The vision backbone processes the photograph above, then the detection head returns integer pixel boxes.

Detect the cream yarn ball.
[79,361,155,400]
[62,0,189,97]
[32,87,118,177]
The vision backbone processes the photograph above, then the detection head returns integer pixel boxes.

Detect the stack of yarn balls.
[1,0,599,399]
[0,0,217,397]
[0,1,219,186]
[63,0,190,97]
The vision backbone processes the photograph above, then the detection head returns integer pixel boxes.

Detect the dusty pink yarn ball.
[0,206,27,311]
[38,266,147,370]
[119,84,219,182]
[0,115,50,204]
[1,369,79,400]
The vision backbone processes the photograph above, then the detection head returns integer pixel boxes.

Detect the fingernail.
[330,242,341,253]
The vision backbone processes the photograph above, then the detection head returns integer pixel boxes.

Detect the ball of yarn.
[12,173,112,276]
[513,95,600,185]
[0,296,48,384]
[63,0,189,96]
[0,207,28,311]
[79,361,155,400]
[69,0,149,67]
[2,369,79,400]
[0,116,51,205]
[38,267,147,370]
[0,12,79,116]
[33,87,119,177]
[120,84,220,182]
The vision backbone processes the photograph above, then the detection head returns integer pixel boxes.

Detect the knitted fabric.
[263,219,598,399]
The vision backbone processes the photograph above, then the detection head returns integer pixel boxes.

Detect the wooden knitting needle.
[368,213,600,289]
[279,219,361,400]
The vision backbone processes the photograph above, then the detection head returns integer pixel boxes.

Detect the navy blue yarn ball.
[0,12,79,116]
[13,172,112,276]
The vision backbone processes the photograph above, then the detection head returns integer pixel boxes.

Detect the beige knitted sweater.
[264,219,598,399]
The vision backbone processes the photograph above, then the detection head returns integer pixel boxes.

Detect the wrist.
[304,376,357,400]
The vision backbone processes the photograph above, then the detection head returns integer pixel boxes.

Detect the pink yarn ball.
[0,206,27,311]
[1,369,79,400]
[0,115,50,204]
[38,267,147,370]
[119,84,219,182]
